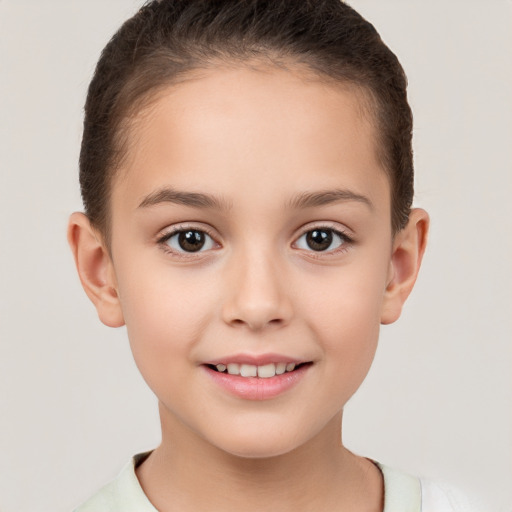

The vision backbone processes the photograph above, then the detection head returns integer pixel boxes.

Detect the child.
[68,1,476,510]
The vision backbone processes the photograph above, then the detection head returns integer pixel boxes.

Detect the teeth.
[257,363,276,378]
[215,362,300,377]
[240,364,257,377]
[275,362,286,375]
[227,363,240,375]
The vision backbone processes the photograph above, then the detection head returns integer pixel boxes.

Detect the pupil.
[178,230,205,252]
[306,230,332,251]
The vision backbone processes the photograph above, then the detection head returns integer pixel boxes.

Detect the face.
[108,66,395,458]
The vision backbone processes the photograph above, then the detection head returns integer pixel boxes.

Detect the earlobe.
[67,212,125,328]
[380,208,429,325]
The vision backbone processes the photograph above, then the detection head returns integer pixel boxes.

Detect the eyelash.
[156,224,219,259]
[293,225,353,257]
[156,224,354,258]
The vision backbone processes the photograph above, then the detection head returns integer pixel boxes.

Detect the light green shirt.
[74,452,470,512]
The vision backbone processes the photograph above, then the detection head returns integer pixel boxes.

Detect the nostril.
[222,288,293,330]
[229,316,285,330]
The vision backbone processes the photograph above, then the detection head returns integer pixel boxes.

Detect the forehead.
[113,65,388,213]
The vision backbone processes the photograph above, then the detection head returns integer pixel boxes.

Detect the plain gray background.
[1,1,511,511]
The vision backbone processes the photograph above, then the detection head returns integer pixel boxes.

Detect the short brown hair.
[80,0,414,241]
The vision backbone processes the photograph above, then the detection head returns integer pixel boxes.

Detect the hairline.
[97,58,396,248]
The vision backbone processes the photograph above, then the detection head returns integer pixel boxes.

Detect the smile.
[203,359,312,400]
[210,362,300,378]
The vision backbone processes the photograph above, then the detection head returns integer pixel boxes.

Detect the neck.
[136,405,383,512]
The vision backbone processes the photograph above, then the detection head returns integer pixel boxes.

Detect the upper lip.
[203,353,308,366]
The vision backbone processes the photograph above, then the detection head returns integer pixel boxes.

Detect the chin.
[206,423,310,460]
[217,439,297,460]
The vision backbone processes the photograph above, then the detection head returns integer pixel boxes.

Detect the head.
[79,0,414,245]
[69,0,428,459]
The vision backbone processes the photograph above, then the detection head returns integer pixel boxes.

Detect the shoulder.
[376,463,422,512]
[376,462,482,512]
[74,452,156,512]
[420,478,483,512]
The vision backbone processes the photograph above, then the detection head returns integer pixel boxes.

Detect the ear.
[380,208,429,325]
[67,212,125,328]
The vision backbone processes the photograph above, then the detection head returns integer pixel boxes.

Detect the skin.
[68,65,428,512]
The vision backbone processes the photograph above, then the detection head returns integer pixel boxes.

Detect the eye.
[294,228,348,252]
[163,229,216,253]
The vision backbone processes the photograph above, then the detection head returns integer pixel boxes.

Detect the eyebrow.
[138,187,232,211]
[138,186,373,211]
[287,189,373,210]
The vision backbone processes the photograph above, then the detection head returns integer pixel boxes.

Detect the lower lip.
[203,364,310,400]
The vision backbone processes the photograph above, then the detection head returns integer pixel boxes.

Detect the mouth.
[206,361,312,378]
[202,355,313,400]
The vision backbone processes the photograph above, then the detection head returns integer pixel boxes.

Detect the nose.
[221,249,293,331]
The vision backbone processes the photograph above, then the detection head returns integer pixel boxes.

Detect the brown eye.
[178,230,205,252]
[306,230,332,251]
[165,229,215,253]
[295,228,348,252]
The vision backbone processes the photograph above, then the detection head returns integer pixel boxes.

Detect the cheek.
[301,257,387,337]
[298,261,387,391]
[320,293,380,377]
[115,262,218,385]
